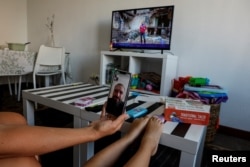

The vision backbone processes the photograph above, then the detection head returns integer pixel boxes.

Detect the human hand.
[100,101,126,121]
[90,113,128,139]
[100,102,107,120]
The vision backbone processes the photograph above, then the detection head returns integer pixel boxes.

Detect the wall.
[1,0,250,132]
[0,0,28,84]
[173,0,250,132]
[26,0,175,83]
[0,0,27,45]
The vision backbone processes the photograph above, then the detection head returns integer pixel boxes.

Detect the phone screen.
[105,70,131,117]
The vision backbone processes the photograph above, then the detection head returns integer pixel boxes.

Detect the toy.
[74,97,95,107]
[127,107,148,118]
[170,112,182,123]
[146,84,152,91]
[189,77,209,86]
[130,74,139,89]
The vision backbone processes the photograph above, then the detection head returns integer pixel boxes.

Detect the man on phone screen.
[106,83,125,117]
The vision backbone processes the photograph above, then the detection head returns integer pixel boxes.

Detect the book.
[74,97,95,107]
[127,107,148,118]
[184,84,227,94]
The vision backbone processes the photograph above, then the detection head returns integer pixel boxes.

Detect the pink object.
[146,84,152,91]
[74,97,95,107]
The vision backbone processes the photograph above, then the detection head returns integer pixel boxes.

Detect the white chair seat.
[36,70,62,75]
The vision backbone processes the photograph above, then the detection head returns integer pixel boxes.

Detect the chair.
[33,45,66,89]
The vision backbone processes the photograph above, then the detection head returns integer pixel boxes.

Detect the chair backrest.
[35,45,65,66]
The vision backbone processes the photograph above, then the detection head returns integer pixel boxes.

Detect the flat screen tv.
[110,6,174,52]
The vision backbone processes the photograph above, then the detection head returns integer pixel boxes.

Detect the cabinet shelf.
[100,51,178,96]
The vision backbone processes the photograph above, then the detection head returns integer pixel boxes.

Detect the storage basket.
[8,42,30,51]
[205,104,221,143]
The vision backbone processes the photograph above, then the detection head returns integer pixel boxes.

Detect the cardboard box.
[164,97,210,125]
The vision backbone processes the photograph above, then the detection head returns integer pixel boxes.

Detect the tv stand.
[100,50,178,96]
[110,48,123,52]
[140,49,145,53]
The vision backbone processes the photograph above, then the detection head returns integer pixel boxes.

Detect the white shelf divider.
[100,50,178,96]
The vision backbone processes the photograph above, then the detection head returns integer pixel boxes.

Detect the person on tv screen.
[139,22,147,44]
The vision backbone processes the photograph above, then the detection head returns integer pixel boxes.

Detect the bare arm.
[0,113,127,158]
[84,117,149,167]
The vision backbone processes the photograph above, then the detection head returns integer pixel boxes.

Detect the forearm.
[0,124,97,158]
[124,146,151,167]
[84,136,132,167]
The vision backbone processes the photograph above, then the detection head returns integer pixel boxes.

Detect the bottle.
[106,63,113,84]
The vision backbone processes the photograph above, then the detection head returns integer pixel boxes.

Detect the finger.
[102,102,107,111]
[112,113,128,127]
[121,113,129,120]
[100,102,107,119]
[88,120,99,126]
[100,116,107,121]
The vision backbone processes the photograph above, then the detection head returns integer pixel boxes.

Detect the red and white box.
[164,97,211,125]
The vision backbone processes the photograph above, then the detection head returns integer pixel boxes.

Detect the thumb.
[112,113,128,128]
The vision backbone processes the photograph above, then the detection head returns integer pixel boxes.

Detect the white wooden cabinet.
[100,51,178,96]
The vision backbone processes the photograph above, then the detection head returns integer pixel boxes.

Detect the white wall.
[172,0,250,132]
[0,0,27,45]
[1,0,250,132]
[26,0,175,83]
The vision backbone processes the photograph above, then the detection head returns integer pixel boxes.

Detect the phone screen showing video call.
[106,70,131,117]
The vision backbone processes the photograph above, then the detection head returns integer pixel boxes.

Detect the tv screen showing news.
[110,6,174,51]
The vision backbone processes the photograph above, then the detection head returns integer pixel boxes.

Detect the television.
[110,6,174,52]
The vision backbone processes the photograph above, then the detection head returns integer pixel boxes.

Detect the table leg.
[73,116,94,167]
[179,152,196,167]
[23,98,35,125]
[72,116,82,167]
[18,75,22,101]
[8,77,13,96]
[80,119,94,165]
[179,127,206,167]
[45,76,50,87]
[14,77,17,95]
[195,126,206,167]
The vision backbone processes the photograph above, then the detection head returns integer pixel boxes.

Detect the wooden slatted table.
[22,83,206,167]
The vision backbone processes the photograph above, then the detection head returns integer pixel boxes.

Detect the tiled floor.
[209,132,250,150]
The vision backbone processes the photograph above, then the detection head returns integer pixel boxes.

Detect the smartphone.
[105,70,131,117]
